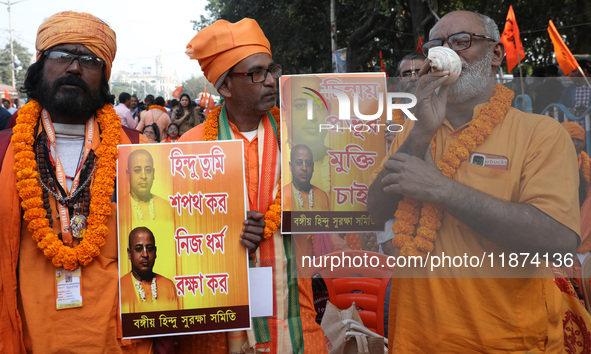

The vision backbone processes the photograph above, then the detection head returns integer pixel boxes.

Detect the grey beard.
[447,51,493,104]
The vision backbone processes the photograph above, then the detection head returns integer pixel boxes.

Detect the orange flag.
[548,20,579,76]
[500,6,525,73]
[4,89,11,105]
[379,51,387,76]
[172,85,184,98]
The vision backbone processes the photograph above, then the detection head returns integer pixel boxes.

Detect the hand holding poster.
[117,141,249,339]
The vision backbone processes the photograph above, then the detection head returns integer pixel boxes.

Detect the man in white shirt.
[114,91,136,128]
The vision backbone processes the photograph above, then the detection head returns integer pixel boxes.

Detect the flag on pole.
[4,89,12,105]
[500,5,525,73]
[379,51,388,76]
[548,20,579,76]
[199,87,208,108]
[417,38,423,54]
[172,85,184,99]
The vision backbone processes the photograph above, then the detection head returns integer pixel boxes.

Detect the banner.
[500,5,525,73]
[172,85,184,99]
[548,20,579,76]
[117,141,249,339]
[280,73,388,233]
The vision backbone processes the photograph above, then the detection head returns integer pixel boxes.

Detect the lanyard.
[41,109,95,245]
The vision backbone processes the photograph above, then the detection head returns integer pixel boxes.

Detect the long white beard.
[447,50,493,104]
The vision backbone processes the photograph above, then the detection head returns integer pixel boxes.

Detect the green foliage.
[182,75,218,100]
[192,0,590,75]
[0,41,33,92]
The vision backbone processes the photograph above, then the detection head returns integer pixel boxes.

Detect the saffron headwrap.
[35,11,117,80]
[562,121,586,147]
[186,18,271,89]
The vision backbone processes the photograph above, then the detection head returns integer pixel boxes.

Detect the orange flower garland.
[392,84,514,257]
[148,104,168,114]
[12,100,120,270]
[203,105,282,239]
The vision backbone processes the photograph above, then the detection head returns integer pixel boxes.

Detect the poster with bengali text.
[117,141,249,339]
[280,73,388,233]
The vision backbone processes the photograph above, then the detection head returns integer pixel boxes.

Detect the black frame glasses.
[228,64,282,83]
[421,32,495,56]
[44,50,105,71]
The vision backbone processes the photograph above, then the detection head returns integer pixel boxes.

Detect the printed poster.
[280,73,388,233]
[117,141,249,339]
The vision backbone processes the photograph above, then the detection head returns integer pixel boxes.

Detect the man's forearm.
[436,179,578,254]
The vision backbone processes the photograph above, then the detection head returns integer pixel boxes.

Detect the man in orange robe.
[180,18,327,353]
[0,11,153,353]
[120,227,179,313]
[136,96,170,142]
[369,10,590,352]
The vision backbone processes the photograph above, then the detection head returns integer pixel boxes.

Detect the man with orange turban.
[0,11,153,353]
[179,18,327,353]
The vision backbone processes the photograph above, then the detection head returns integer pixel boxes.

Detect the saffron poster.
[117,141,249,339]
[280,73,388,233]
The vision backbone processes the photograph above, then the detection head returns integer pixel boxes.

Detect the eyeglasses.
[421,32,495,56]
[400,69,421,78]
[293,159,313,168]
[228,64,282,83]
[44,50,105,71]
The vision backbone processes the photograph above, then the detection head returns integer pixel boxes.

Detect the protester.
[165,122,180,142]
[171,93,198,136]
[142,123,160,143]
[114,91,136,129]
[179,18,326,353]
[136,96,169,142]
[130,94,140,120]
[0,11,152,352]
[368,10,587,352]
[563,121,590,205]
[561,59,591,118]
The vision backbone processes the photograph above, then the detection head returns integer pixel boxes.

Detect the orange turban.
[186,18,271,88]
[35,11,117,80]
[562,121,586,146]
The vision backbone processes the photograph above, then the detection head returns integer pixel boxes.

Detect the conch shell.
[428,46,462,84]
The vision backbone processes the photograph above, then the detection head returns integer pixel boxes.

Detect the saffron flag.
[548,20,579,76]
[199,87,208,108]
[500,5,525,73]
[379,51,388,76]
[172,85,183,99]
[417,37,423,54]
[3,89,11,105]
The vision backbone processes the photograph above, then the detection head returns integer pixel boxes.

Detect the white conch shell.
[428,46,462,84]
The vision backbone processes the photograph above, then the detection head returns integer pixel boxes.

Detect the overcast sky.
[0,0,210,81]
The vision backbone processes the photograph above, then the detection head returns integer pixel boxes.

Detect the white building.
[111,51,182,99]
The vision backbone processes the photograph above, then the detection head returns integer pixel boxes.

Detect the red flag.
[500,6,525,73]
[379,51,388,76]
[4,89,11,105]
[548,20,579,76]
[417,38,423,54]
[172,85,183,99]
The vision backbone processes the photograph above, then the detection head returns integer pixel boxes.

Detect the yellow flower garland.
[392,84,514,257]
[203,105,282,239]
[12,100,120,270]
[148,104,168,114]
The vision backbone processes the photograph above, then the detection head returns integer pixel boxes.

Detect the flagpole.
[576,66,591,89]
[517,52,526,111]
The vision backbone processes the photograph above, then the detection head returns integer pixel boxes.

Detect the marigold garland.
[12,100,120,270]
[392,84,514,257]
[148,104,168,114]
[203,105,282,239]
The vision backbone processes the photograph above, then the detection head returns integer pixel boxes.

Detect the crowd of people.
[0,7,591,354]
[113,91,209,143]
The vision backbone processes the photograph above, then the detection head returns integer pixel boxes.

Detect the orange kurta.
[136,107,170,142]
[120,273,179,313]
[283,184,330,212]
[377,106,585,352]
[0,125,152,353]
[178,119,327,353]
